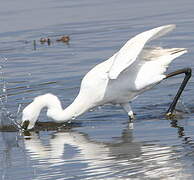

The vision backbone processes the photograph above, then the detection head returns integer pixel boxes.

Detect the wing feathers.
[108,24,176,79]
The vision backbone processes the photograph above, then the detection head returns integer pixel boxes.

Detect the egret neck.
[22,93,92,129]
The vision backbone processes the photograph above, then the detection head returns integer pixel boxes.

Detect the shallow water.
[1,0,194,179]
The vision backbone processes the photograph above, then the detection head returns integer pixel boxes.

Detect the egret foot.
[121,103,135,121]
[129,114,135,120]
[165,112,176,119]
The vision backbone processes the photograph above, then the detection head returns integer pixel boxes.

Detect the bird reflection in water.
[20,121,192,179]
[1,118,194,179]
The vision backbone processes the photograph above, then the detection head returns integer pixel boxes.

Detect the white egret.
[21,24,191,130]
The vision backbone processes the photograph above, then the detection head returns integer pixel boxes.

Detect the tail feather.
[170,48,187,55]
[166,48,187,62]
[141,47,187,61]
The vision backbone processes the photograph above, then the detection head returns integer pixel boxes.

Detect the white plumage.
[22,24,187,129]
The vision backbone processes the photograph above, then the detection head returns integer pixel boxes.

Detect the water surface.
[1,0,194,179]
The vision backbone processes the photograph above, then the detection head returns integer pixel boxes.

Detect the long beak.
[22,120,30,130]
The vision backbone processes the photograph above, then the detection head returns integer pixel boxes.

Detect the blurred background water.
[1,0,194,179]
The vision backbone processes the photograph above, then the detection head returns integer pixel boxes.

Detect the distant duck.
[22,24,191,130]
[40,37,51,45]
[56,36,70,43]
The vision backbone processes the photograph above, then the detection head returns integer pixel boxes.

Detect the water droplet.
[17,104,22,115]
[2,88,6,93]
[3,57,8,61]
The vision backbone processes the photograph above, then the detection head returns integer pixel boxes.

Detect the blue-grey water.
[1,0,194,179]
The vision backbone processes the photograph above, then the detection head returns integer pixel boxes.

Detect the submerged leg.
[164,68,192,117]
[120,103,135,120]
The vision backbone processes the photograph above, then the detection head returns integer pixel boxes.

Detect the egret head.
[21,102,41,130]
[21,93,62,130]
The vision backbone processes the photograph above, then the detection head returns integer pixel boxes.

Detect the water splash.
[0,105,25,133]
[0,57,24,132]
[0,57,8,105]
[7,111,25,132]
[0,57,8,104]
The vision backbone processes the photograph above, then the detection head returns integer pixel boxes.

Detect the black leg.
[164,68,192,117]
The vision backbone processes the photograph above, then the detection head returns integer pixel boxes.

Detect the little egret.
[22,24,191,130]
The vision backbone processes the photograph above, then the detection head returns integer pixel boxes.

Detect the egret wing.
[108,24,176,79]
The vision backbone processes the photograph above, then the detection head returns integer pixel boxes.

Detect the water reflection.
[170,119,185,137]
[0,131,30,180]
[17,121,193,179]
[1,131,20,168]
